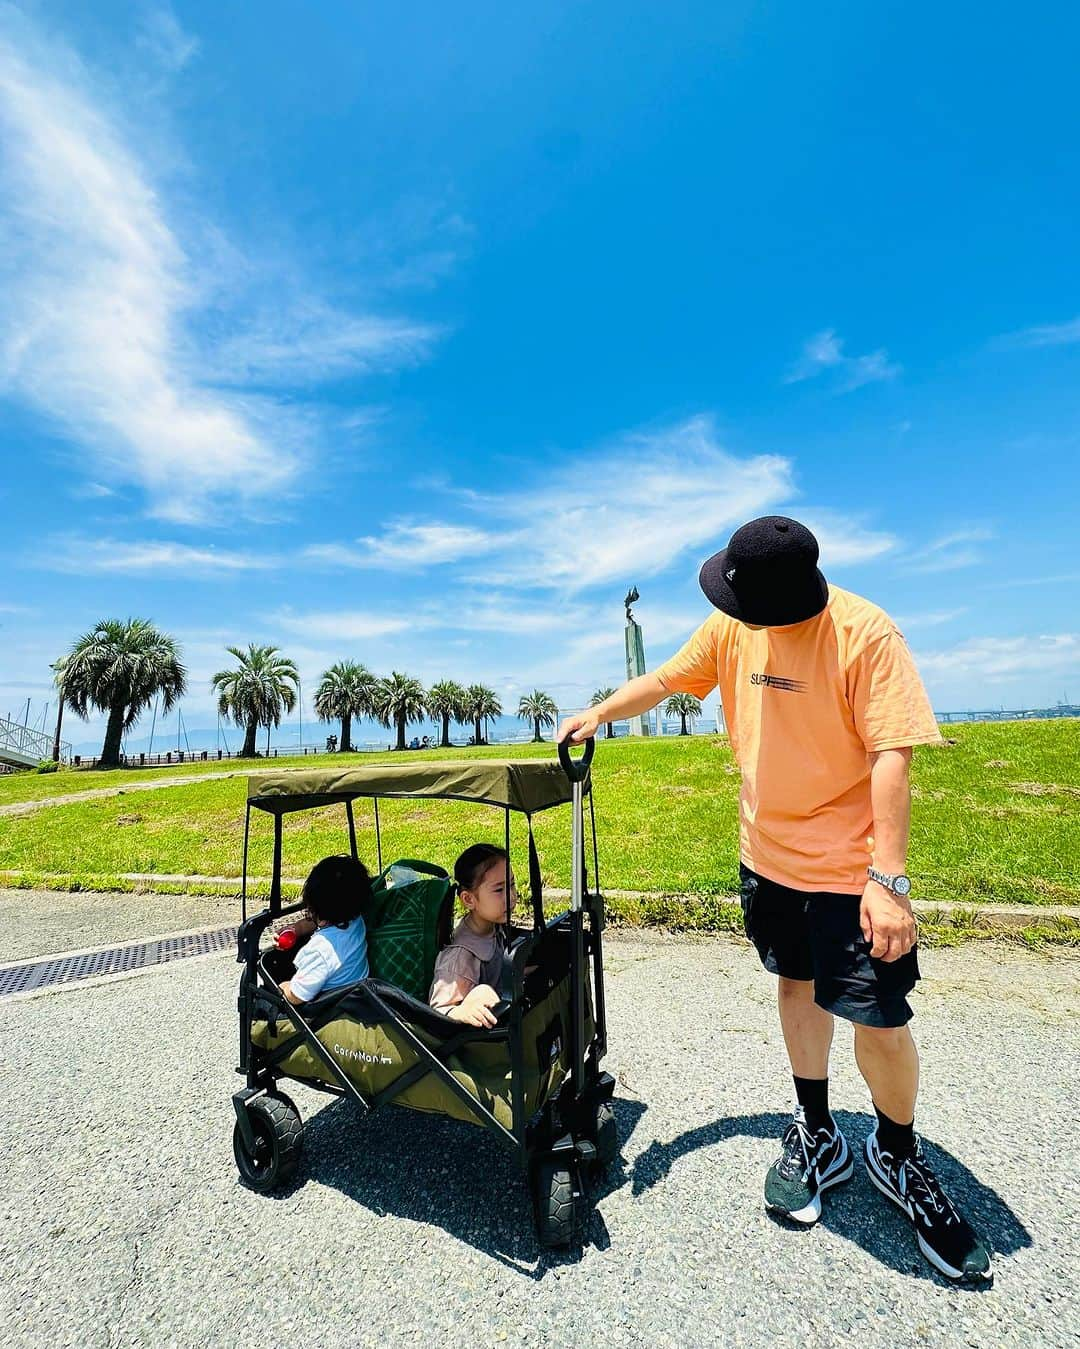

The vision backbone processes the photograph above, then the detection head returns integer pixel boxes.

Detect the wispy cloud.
[0,14,440,522]
[995,316,1080,349]
[916,634,1079,683]
[68,481,117,501]
[467,416,798,591]
[785,329,900,393]
[305,522,503,570]
[269,609,413,642]
[31,536,277,575]
[793,510,898,566]
[901,527,994,574]
[893,608,968,630]
[987,572,1080,589]
[212,302,439,388]
[136,6,199,73]
[310,417,897,591]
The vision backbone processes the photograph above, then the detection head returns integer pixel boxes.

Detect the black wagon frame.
[233,740,613,1186]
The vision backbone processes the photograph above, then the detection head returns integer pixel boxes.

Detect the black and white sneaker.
[865,1129,993,1283]
[764,1107,853,1225]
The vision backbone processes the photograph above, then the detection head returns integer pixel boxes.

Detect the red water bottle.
[275,926,300,952]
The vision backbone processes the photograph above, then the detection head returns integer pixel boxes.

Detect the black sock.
[874,1106,915,1159]
[793,1076,831,1133]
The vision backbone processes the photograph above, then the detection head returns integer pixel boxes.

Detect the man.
[557,516,991,1282]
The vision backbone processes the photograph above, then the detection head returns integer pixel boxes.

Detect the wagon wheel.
[532,1158,590,1248]
[233,1092,303,1192]
[590,1100,618,1174]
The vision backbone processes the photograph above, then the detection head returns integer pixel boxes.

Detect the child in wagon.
[429,843,518,1027]
[279,854,372,1005]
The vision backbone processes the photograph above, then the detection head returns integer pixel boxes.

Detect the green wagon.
[232,738,615,1246]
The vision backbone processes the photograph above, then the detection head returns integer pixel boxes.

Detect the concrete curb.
[1,871,1076,937]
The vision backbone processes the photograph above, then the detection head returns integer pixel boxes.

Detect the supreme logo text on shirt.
[749,673,807,692]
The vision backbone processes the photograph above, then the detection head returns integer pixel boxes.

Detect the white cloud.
[212,302,439,387]
[466,416,798,591]
[794,511,898,565]
[785,329,900,393]
[0,17,440,522]
[309,417,897,593]
[996,316,1080,349]
[68,481,117,501]
[916,634,1080,682]
[137,6,199,72]
[893,608,968,630]
[901,528,994,574]
[270,609,413,642]
[987,572,1080,589]
[305,522,504,570]
[31,536,276,575]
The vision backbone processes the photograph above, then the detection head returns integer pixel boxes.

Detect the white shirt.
[289,916,369,1001]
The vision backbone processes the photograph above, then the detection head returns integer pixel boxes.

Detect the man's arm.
[556,673,669,743]
[861,747,917,961]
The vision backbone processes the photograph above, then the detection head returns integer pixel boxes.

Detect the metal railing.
[0,716,71,768]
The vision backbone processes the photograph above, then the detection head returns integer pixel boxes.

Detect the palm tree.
[211,644,299,758]
[590,687,617,739]
[56,618,186,768]
[373,672,427,752]
[426,680,467,749]
[464,683,502,746]
[665,692,702,736]
[518,689,558,743]
[313,661,378,752]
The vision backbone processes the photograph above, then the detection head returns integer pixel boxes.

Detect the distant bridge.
[0,716,71,770]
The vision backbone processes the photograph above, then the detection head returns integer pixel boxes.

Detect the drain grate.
[0,926,238,998]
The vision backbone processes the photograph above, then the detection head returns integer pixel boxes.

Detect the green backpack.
[363,859,454,1001]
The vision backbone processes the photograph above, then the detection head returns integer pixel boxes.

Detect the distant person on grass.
[557,516,991,1283]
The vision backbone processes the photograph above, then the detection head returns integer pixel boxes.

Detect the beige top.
[429,917,508,1011]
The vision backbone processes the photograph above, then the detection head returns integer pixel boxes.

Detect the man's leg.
[853,1022,918,1126]
[763,978,853,1223]
[738,863,855,1227]
[811,899,992,1283]
[778,976,834,1078]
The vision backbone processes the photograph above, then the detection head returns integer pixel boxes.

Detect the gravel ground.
[0,888,241,961]
[1,931,1077,1348]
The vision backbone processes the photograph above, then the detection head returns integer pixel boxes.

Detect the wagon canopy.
[246,758,585,815]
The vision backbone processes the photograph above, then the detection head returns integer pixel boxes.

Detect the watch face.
[893,875,912,897]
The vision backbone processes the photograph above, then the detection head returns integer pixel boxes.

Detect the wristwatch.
[867,866,912,898]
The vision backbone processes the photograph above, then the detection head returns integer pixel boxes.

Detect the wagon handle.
[558,735,594,783]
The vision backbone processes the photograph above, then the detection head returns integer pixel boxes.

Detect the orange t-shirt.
[654,586,942,893]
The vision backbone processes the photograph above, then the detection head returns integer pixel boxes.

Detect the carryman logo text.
[750,673,807,693]
[334,1044,394,1065]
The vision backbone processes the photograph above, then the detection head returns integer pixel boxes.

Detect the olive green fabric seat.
[363,860,452,1001]
[251,973,592,1130]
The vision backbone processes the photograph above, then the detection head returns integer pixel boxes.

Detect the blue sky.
[2,1,1079,749]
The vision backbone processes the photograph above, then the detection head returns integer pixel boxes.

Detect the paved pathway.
[0,769,250,817]
[1,930,1076,1346]
[0,887,241,963]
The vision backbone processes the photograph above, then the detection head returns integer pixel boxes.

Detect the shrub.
[36,760,60,774]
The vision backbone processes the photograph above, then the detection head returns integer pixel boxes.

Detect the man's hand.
[859,879,917,962]
[446,984,501,1028]
[556,711,600,745]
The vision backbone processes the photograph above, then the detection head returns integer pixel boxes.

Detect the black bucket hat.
[699,516,828,626]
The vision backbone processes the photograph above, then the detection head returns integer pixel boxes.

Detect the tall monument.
[624,587,652,737]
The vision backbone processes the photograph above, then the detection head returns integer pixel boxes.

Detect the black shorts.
[738,864,919,1029]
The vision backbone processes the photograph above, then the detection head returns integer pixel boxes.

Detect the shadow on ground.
[630,1108,1031,1287]
[280,1092,649,1277]
[246,1098,1029,1286]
